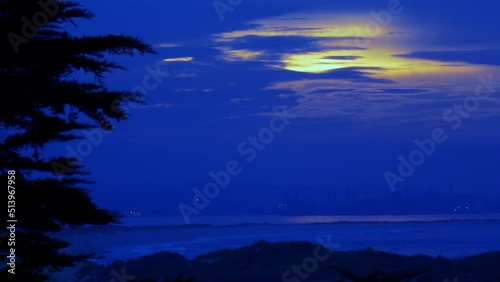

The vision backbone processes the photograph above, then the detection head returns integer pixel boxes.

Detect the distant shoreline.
[114,213,500,227]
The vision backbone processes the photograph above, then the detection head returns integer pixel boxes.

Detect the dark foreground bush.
[75,240,500,282]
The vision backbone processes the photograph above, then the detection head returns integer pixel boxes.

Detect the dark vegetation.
[0,0,154,280]
[76,240,500,282]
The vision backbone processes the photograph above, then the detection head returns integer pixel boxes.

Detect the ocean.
[58,214,500,263]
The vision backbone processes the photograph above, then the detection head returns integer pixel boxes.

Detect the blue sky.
[57,0,500,202]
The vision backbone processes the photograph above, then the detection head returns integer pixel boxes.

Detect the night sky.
[52,0,500,210]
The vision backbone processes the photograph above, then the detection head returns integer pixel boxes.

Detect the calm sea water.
[59,214,500,263]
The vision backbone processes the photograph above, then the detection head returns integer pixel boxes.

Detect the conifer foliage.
[0,1,155,280]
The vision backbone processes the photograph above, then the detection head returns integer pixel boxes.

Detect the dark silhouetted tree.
[0,0,155,280]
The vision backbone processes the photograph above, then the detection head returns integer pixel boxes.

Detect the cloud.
[212,13,384,43]
[175,88,214,93]
[215,47,265,62]
[263,78,483,124]
[162,57,194,62]
[394,49,500,66]
[138,103,174,109]
[229,98,253,104]
[149,7,500,129]
[155,43,183,48]
[323,56,363,60]
[208,12,481,79]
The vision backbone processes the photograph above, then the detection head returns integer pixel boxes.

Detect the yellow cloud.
[162,57,194,62]
[283,48,479,78]
[212,12,485,80]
